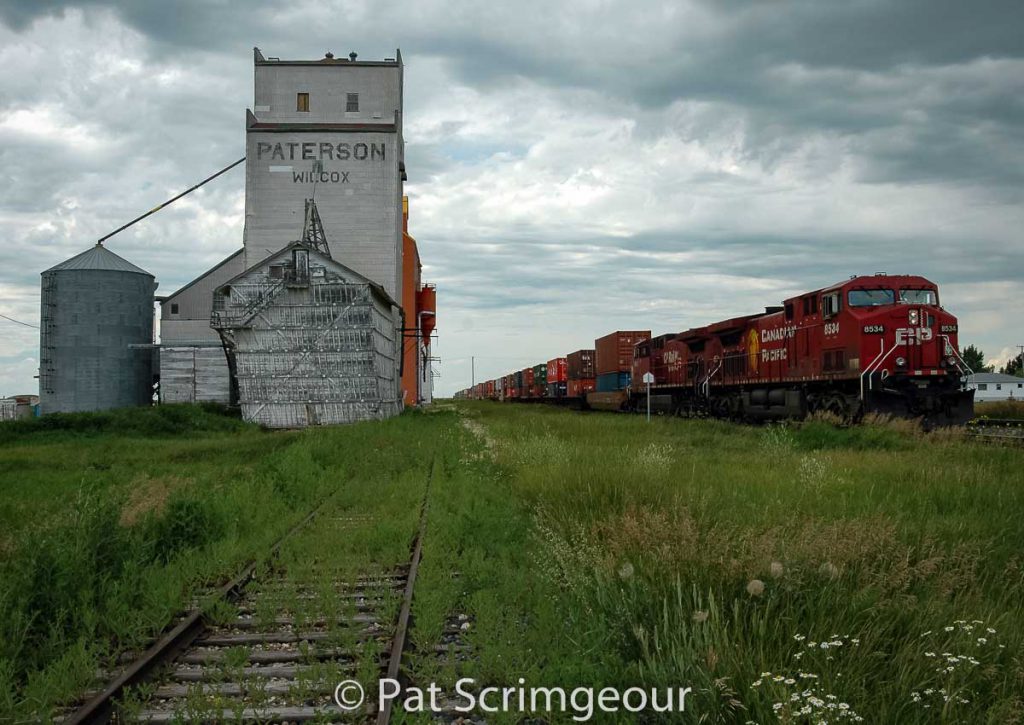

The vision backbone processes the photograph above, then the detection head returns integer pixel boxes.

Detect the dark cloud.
[1,0,1022,396]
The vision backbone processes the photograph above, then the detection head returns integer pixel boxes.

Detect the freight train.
[456,274,976,425]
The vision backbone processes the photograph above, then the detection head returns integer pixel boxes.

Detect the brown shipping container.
[567,378,596,398]
[595,331,651,375]
[566,349,596,380]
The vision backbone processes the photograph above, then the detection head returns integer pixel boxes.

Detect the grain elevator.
[157,48,435,424]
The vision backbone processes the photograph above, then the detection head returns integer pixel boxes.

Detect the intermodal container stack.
[524,367,535,398]
[567,349,595,379]
[596,372,631,392]
[595,331,650,392]
[532,363,548,397]
[547,358,567,383]
[568,378,595,397]
[566,349,596,398]
[546,357,567,398]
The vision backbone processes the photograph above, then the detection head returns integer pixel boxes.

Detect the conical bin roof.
[43,244,152,276]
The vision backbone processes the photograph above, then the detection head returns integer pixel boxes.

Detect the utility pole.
[471,356,475,387]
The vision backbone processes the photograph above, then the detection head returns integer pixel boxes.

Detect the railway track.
[967,418,1024,428]
[61,469,433,724]
[966,418,1024,444]
[561,397,1024,443]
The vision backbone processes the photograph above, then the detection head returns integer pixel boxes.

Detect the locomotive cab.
[836,275,974,424]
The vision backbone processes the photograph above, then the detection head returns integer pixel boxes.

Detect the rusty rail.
[64,502,325,724]
[375,462,433,725]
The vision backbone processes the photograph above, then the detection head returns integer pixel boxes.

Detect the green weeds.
[0,405,455,722]
[415,402,1024,723]
[5,401,1022,722]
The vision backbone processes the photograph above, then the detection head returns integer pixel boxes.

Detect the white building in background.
[967,372,1024,401]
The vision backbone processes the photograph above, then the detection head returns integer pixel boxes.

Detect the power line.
[445,355,540,362]
[0,313,38,329]
[96,156,246,245]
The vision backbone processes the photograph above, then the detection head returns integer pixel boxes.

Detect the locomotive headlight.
[908,309,919,325]
[895,356,907,368]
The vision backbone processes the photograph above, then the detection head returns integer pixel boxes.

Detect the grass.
[3,401,1023,722]
[0,404,455,722]
[974,399,1024,420]
[410,402,1024,724]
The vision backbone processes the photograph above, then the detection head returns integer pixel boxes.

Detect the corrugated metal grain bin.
[596,371,631,392]
[39,245,157,414]
[546,358,567,383]
[595,331,651,375]
[567,349,595,379]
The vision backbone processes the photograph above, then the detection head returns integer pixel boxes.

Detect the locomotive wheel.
[815,394,846,421]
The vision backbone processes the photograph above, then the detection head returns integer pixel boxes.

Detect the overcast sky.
[0,1,1021,398]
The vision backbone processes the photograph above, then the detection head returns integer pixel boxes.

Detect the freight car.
[458,273,975,425]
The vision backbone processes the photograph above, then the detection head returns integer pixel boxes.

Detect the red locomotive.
[631,274,973,424]
[457,273,975,425]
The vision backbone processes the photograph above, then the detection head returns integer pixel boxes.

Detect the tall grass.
[0,402,248,444]
[6,401,1022,722]
[974,399,1024,420]
[0,404,457,722]
[435,402,1024,723]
